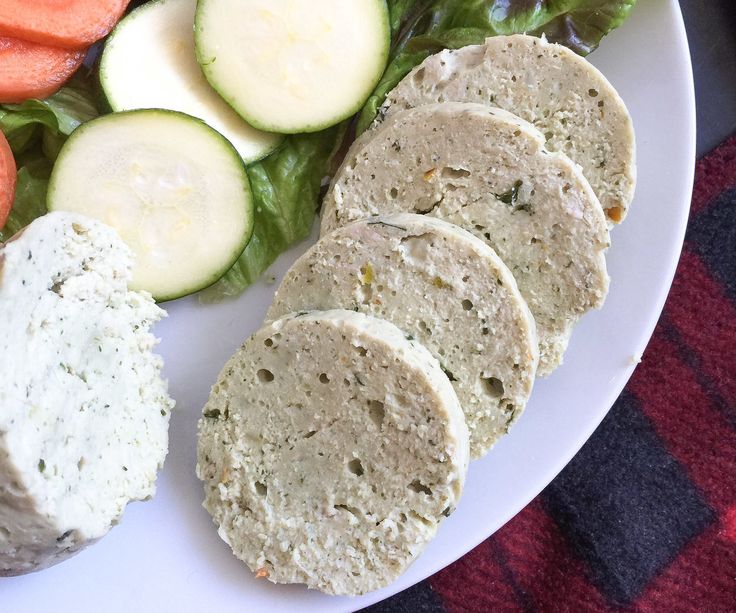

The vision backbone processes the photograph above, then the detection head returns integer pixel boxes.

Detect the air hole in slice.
[409,510,433,527]
[334,504,361,518]
[441,167,471,179]
[347,458,364,476]
[482,377,505,397]
[408,479,432,495]
[257,369,274,383]
[368,400,385,428]
[255,482,267,496]
[319,373,330,384]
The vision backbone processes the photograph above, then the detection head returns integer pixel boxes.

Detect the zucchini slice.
[100,0,282,164]
[47,110,253,302]
[195,0,390,133]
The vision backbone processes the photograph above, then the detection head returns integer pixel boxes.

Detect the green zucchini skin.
[194,0,390,134]
[100,0,283,164]
[48,109,254,302]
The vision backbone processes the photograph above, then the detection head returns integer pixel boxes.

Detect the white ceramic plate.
[4,0,695,610]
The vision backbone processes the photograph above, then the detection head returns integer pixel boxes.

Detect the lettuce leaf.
[0,160,51,242]
[0,73,99,242]
[357,0,636,132]
[0,75,98,157]
[200,126,345,302]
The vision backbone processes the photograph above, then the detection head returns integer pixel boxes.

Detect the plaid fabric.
[366,137,736,613]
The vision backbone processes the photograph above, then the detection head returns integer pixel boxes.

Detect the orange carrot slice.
[0,36,85,103]
[0,130,16,229]
[0,0,129,49]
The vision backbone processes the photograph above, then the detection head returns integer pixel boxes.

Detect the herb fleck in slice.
[367,220,407,232]
[495,180,533,214]
[360,262,374,284]
[440,365,458,382]
[56,530,73,542]
[496,180,523,206]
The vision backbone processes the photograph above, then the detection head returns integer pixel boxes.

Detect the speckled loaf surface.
[197,309,469,596]
[268,214,538,457]
[322,102,610,374]
[378,34,636,223]
[0,212,173,576]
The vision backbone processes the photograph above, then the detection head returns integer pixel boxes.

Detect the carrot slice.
[0,130,16,230]
[0,36,85,103]
[0,0,129,49]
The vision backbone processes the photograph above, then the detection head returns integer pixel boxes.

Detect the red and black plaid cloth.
[368,137,736,612]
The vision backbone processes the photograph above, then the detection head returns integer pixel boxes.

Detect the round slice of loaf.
[197,309,469,595]
[268,214,538,457]
[322,102,609,374]
[378,34,636,223]
[0,212,174,576]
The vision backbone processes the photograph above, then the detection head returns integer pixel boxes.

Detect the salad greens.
[0,73,98,242]
[0,161,51,242]
[200,126,345,302]
[0,0,636,299]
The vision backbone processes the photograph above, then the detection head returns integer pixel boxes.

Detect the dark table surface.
[679,0,736,156]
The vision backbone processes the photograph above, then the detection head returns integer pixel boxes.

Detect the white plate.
[3,0,695,611]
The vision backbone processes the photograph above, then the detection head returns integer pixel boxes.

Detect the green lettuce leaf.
[388,0,419,32]
[0,74,98,157]
[358,0,636,132]
[200,126,345,302]
[0,159,52,243]
[0,72,99,242]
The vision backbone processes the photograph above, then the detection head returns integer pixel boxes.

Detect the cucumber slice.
[99,0,282,165]
[47,110,253,302]
[195,0,390,134]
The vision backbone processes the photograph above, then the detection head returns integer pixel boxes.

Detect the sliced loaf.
[197,309,468,595]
